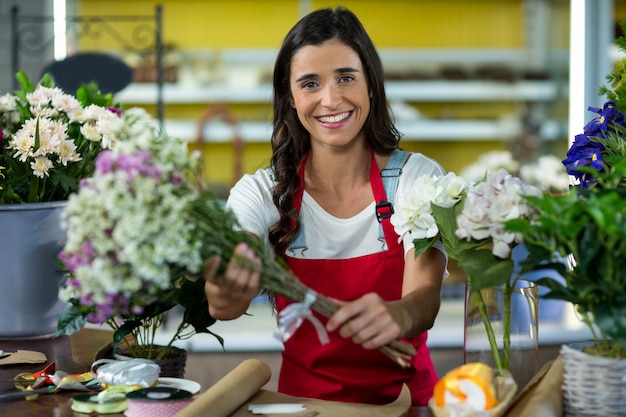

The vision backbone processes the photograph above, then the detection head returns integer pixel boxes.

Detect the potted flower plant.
[390,169,542,386]
[0,71,122,338]
[506,28,626,415]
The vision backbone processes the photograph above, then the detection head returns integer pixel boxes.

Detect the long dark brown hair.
[269,6,401,256]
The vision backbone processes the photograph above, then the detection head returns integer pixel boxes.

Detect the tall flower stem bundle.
[191,197,417,368]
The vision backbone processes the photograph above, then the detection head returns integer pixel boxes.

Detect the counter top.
[0,329,431,417]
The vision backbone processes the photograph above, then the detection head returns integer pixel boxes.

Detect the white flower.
[59,109,204,321]
[519,155,570,193]
[0,93,17,112]
[80,123,101,141]
[391,172,470,240]
[30,156,53,177]
[456,169,542,258]
[51,92,82,114]
[460,151,520,183]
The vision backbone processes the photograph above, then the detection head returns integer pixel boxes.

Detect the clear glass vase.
[464,279,539,390]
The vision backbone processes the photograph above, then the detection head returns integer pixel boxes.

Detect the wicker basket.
[561,342,626,417]
[428,369,517,417]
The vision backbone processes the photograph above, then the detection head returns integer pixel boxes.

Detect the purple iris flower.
[0,126,4,143]
[562,134,604,187]
[583,101,625,137]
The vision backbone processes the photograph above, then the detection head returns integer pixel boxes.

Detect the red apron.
[276,151,438,405]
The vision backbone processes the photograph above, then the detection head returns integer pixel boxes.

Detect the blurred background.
[0,0,619,388]
[5,0,622,189]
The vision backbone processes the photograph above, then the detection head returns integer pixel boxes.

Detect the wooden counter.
[0,329,431,416]
[0,328,123,416]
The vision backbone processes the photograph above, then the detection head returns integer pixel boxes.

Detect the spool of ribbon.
[125,387,193,417]
[91,358,160,388]
[71,389,129,414]
[274,290,329,345]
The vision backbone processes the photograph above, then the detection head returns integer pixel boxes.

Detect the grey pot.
[0,201,68,338]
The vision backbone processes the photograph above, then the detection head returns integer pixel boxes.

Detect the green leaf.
[75,82,114,107]
[594,301,626,350]
[114,321,138,347]
[412,236,437,258]
[54,305,88,337]
[15,70,35,93]
[460,249,514,289]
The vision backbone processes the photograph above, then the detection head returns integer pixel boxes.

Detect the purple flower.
[131,305,144,316]
[59,240,97,273]
[583,101,625,137]
[87,293,130,324]
[107,106,122,116]
[562,134,604,187]
[95,150,115,174]
[0,126,4,143]
[111,151,162,181]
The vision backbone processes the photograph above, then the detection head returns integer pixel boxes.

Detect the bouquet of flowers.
[56,107,415,366]
[507,42,626,357]
[55,107,221,359]
[0,71,121,204]
[391,169,542,371]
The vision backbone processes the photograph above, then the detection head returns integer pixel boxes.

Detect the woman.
[204,6,447,406]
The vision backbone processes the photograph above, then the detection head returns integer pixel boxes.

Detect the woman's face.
[289,39,370,149]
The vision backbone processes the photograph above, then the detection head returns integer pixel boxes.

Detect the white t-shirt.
[226,151,447,263]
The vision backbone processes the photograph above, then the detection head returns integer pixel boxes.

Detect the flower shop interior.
[0,0,624,413]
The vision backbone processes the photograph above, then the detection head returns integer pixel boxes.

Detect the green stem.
[474,287,504,372]
[502,282,513,370]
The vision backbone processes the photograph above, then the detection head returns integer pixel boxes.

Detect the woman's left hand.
[325,293,407,350]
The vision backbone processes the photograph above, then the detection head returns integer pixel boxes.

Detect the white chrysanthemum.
[80,122,101,141]
[30,156,53,178]
[26,86,60,107]
[57,139,82,165]
[0,93,17,112]
[51,92,82,114]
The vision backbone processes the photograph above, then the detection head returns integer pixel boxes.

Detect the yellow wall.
[79,0,570,185]
[79,0,527,49]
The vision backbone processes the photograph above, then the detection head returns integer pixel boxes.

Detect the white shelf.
[116,80,559,105]
[164,118,564,143]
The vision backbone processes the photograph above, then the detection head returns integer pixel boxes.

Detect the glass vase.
[464,279,539,390]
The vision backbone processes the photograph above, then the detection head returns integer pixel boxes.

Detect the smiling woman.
[203,6,448,407]
[289,39,371,151]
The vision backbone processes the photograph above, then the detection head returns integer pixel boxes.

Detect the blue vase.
[0,201,68,338]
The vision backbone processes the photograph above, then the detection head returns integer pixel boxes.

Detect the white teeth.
[318,112,350,123]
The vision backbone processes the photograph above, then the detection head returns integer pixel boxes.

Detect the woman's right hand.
[204,242,262,320]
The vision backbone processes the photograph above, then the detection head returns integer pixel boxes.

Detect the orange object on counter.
[433,362,498,411]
